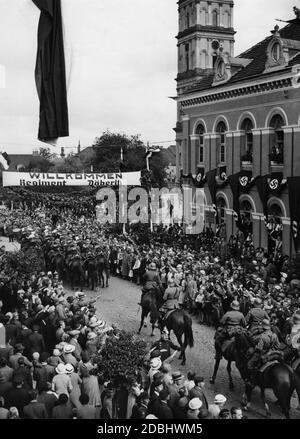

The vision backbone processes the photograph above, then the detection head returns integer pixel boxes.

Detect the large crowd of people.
[0,194,299,419]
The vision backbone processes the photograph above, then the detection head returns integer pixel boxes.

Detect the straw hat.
[189,398,203,410]
[65,363,74,374]
[55,363,66,374]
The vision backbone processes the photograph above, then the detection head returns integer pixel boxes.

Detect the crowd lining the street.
[0,196,299,419]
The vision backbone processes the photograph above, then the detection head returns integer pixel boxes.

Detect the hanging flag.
[0,151,10,170]
[228,172,244,232]
[32,0,69,144]
[256,175,269,221]
[268,172,286,196]
[191,167,206,188]
[288,177,300,252]
[206,169,217,213]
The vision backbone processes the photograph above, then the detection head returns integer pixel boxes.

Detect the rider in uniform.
[247,319,281,386]
[139,262,163,305]
[158,277,180,326]
[245,298,270,336]
[215,300,247,354]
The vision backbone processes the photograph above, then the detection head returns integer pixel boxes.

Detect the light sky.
[0,0,296,155]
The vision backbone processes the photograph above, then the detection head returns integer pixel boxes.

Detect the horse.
[83,257,98,290]
[138,290,194,365]
[97,254,110,288]
[164,309,194,366]
[211,331,300,418]
[138,289,160,337]
[68,257,85,291]
[51,253,65,280]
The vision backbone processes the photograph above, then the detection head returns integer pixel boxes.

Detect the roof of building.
[185,20,300,95]
[160,145,176,166]
[6,154,34,171]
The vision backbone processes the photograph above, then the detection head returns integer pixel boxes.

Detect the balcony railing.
[269,152,284,165]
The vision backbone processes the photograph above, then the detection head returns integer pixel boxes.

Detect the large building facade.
[175,0,300,257]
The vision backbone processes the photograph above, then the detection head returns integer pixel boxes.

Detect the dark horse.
[69,257,85,291]
[97,254,109,288]
[138,290,160,338]
[210,331,300,418]
[138,291,194,365]
[83,257,98,290]
[164,309,194,366]
[51,253,65,280]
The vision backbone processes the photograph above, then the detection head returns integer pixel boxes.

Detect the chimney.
[77,141,81,154]
[61,147,65,158]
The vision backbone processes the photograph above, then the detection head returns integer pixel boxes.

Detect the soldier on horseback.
[215,300,247,356]
[247,319,281,387]
[245,298,270,337]
[139,262,163,306]
[158,277,180,328]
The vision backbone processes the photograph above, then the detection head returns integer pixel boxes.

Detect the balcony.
[241,152,253,170]
[269,152,284,171]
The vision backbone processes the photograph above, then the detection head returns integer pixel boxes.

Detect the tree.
[26,156,53,172]
[0,249,45,284]
[50,153,85,173]
[95,331,147,385]
[38,147,56,160]
[92,131,167,187]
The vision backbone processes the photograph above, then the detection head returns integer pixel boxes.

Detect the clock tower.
[176,0,236,95]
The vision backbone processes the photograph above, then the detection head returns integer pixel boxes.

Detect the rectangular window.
[220,133,226,163]
[185,44,189,71]
[197,136,204,163]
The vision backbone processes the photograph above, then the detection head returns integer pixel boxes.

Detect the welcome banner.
[2,171,141,188]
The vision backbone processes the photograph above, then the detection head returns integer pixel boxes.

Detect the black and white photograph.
[1,0,300,430]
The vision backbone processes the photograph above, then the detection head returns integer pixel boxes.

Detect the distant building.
[175,1,300,256]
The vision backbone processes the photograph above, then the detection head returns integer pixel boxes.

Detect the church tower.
[177,0,236,94]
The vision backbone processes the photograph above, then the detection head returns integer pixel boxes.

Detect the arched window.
[241,118,254,162]
[216,121,227,164]
[267,203,283,253]
[195,124,205,164]
[240,200,253,234]
[216,197,226,225]
[212,10,219,27]
[270,114,284,164]
[224,11,230,28]
[200,8,207,25]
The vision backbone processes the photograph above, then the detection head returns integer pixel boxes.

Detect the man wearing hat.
[215,301,246,354]
[150,328,182,363]
[187,397,203,419]
[139,262,163,305]
[9,344,32,370]
[168,371,184,409]
[158,278,180,325]
[245,298,270,334]
[62,344,78,368]
[208,394,227,419]
[247,319,281,386]
[189,376,208,410]
[27,325,46,358]
[69,330,82,361]
[151,388,174,419]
